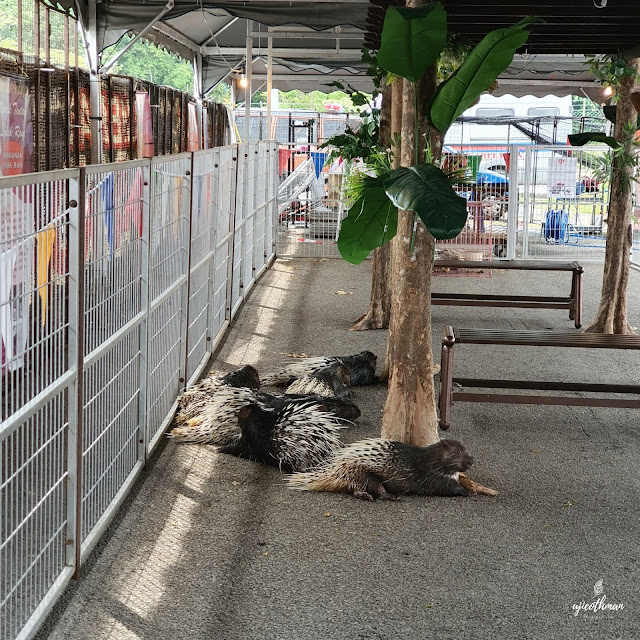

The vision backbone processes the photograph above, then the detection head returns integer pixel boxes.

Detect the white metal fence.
[0,141,278,640]
[275,143,636,266]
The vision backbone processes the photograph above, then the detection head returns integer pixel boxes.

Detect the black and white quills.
[287,438,497,500]
[261,351,378,387]
[285,362,352,400]
[168,364,360,445]
[218,402,347,472]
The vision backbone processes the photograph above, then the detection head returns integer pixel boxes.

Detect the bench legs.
[570,265,583,329]
[439,327,455,430]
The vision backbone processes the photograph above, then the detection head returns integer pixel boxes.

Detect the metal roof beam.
[203,47,363,58]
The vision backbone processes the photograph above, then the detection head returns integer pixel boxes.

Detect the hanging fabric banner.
[188,102,200,151]
[124,168,144,237]
[36,227,56,326]
[310,151,327,179]
[0,74,34,176]
[278,148,292,175]
[101,173,116,257]
[135,91,154,158]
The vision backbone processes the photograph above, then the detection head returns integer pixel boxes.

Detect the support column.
[86,0,103,164]
[266,35,273,140]
[194,53,203,148]
[244,20,252,142]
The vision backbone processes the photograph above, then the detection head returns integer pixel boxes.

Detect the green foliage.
[384,164,468,240]
[437,34,471,83]
[107,35,194,93]
[587,55,640,102]
[602,105,640,129]
[568,132,621,149]
[428,17,540,133]
[278,89,365,114]
[338,179,398,264]
[377,3,447,83]
[207,82,232,105]
[319,112,382,166]
[332,7,539,259]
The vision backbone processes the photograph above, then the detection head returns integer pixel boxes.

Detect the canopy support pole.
[194,53,203,148]
[86,0,102,164]
[266,35,273,140]
[244,21,252,142]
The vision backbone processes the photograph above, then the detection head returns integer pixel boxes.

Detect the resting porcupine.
[261,351,378,387]
[287,438,496,500]
[169,386,360,445]
[218,402,347,472]
[171,365,261,432]
[285,363,352,400]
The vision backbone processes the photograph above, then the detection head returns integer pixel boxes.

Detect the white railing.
[275,143,625,264]
[0,141,278,640]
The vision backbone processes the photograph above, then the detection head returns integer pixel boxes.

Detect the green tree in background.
[106,35,194,93]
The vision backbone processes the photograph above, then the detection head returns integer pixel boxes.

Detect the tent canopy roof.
[65,0,640,97]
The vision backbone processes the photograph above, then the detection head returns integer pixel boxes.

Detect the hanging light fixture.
[239,74,248,89]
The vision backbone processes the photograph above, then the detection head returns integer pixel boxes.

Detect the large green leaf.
[602,105,640,128]
[384,164,468,240]
[568,132,620,149]
[337,187,398,264]
[377,4,447,82]
[429,16,541,133]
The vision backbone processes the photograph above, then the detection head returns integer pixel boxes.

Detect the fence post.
[506,144,519,259]
[66,169,85,577]
[179,155,194,390]
[522,147,532,259]
[226,145,239,320]
[139,162,151,461]
[205,151,217,345]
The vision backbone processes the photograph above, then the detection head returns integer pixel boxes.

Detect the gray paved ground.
[37,258,640,640]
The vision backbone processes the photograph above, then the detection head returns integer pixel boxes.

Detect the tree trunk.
[381,58,441,446]
[351,81,393,332]
[584,58,639,335]
[379,77,405,380]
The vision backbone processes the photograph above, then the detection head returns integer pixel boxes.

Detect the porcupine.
[172,365,260,425]
[261,351,378,387]
[168,363,360,445]
[285,362,353,400]
[218,402,347,472]
[287,438,498,500]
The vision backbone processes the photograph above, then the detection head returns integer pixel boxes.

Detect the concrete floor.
[37,258,640,640]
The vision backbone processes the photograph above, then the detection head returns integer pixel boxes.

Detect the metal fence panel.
[146,155,191,453]
[1,169,78,640]
[80,163,149,551]
[186,151,218,384]
[521,145,612,261]
[1,144,276,640]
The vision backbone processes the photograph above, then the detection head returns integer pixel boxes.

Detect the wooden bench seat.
[438,325,640,430]
[433,260,583,328]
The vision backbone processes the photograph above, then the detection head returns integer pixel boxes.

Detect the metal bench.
[439,326,640,430]
[433,260,584,328]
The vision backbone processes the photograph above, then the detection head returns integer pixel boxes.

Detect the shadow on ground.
[37,258,640,640]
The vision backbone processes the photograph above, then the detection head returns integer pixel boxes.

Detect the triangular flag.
[36,227,56,326]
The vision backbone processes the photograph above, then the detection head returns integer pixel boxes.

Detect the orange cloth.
[36,227,56,326]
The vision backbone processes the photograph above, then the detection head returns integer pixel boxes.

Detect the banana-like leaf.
[568,132,620,149]
[377,4,447,82]
[429,16,541,133]
[384,164,468,240]
[602,105,640,128]
[337,187,398,265]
